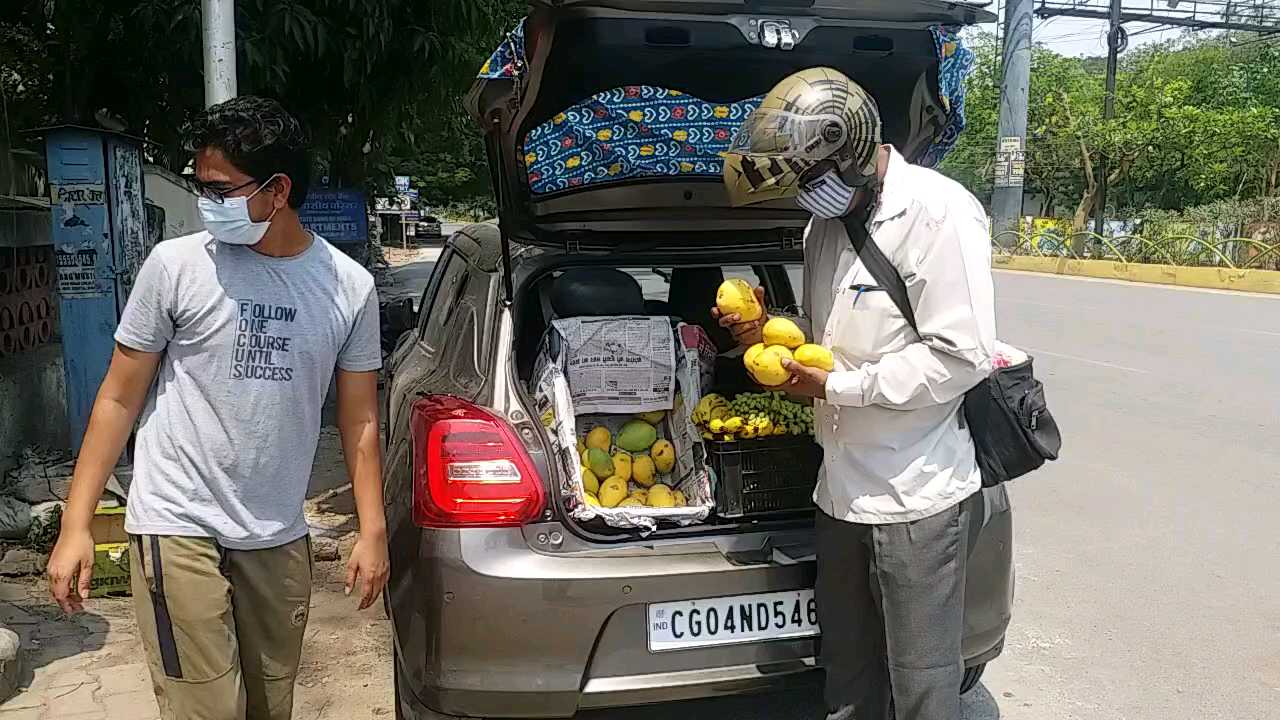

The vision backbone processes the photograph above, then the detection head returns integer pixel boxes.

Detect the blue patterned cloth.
[478,18,525,79]
[919,25,975,169]
[478,22,974,194]
[522,88,762,194]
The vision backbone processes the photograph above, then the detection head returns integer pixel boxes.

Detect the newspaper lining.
[532,319,716,533]
[552,317,675,414]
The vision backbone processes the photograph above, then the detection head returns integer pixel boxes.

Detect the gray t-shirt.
[117,231,381,550]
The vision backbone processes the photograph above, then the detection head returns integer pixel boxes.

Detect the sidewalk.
[0,435,395,719]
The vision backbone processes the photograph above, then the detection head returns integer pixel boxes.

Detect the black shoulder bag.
[839,213,1062,486]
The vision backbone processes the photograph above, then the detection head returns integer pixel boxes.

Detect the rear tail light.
[410,395,546,528]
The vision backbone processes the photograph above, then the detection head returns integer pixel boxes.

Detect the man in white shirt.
[717,69,996,719]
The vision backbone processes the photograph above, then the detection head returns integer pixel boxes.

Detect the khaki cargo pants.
[129,535,313,720]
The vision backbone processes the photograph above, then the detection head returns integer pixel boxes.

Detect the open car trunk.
[515,252,823,541]
[467,0,994,246]
[481,2,992,539]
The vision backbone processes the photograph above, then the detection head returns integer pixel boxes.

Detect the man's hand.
[46,344,160,615]
[774,359,829,399]
[48,530,96,614]
[712,286,768,348]
[345,530,390,611]
[335,368,388,611]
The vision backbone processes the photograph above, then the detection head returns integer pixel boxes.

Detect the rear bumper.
[389,489,1012,719]
[578,657,820,710]
[389,525,819,718]
[397,656,822,720]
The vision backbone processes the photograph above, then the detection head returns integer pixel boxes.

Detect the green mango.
[586,448,614,479]
[616,420,658,453]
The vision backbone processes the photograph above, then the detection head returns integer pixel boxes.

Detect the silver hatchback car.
[384,2,1010,718]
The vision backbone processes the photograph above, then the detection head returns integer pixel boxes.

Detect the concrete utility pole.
[1095,0,1125,236]
[202,0,237,106]
[991,0,1033,235]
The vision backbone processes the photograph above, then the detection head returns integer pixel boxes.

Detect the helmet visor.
[727,108,848,160]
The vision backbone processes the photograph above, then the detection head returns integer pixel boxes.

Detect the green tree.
[1,0,524,203]
[945,31,1280,227]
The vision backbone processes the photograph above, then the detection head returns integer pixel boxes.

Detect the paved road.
[582,272,1280,720]
[977,272,1280,720]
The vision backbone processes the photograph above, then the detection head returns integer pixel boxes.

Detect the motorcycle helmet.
[723,67,882,207]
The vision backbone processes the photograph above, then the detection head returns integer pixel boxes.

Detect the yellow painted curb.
[992,256,1280,295]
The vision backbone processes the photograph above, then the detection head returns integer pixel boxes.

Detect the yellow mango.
[636,410,666,425]
[632,454,656,487]
[716,279,763,322]
[762,317,806,349]
[747,345,793,387]
[647,483,676,508]
[651,440,676,473]
[794,343,835,372]
[612,451,633,482]
[598,477,628,508]
[586,426,612,452]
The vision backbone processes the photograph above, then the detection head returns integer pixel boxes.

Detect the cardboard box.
[532,320,717,533]
[90,506,127,544]
[89,542,130,598]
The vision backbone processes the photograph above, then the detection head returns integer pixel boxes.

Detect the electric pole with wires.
[992,0,1034,236]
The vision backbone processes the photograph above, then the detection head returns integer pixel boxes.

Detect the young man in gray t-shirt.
[47,96,388,720]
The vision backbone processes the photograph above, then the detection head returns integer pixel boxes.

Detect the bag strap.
[840,211,919,333]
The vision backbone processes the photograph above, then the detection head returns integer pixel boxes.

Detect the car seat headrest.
[550,268,646,317]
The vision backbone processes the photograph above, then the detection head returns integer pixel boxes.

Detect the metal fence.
[992,230,1280,271]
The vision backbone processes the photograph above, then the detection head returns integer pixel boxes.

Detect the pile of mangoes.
[578,416,685,509]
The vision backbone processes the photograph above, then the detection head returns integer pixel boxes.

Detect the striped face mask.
[796,169,856,219]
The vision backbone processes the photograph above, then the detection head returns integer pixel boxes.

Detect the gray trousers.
[815,493,977,720]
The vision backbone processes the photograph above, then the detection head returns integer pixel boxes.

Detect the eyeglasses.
[182,175,261,204]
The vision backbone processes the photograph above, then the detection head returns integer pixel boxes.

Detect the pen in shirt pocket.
[849,283,884,309]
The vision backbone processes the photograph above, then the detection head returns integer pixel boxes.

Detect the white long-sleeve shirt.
[806,147,996,524]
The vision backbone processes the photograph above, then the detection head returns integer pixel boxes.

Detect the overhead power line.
[1036,1,1280,34]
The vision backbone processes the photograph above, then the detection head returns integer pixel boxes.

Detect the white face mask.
[796,169,856,219]
[198,175,280,246]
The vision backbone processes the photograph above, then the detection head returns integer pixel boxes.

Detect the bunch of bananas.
[690,393,732,426]
[691,391,816,442]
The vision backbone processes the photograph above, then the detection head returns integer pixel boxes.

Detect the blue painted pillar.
[43,128,148,454]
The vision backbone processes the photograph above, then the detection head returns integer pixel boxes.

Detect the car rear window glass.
[618,265,777,303]
[420,252,468,340]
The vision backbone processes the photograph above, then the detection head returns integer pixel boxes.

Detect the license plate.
[647,589,819,652]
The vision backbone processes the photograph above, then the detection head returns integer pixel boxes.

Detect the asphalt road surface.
[974,271,1280,720]
[581,271,1280,720]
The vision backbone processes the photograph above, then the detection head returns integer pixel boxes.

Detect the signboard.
[994,136,1026,188]
[55,247,104,299]
[50,181,112,299]
[299,189,368,244]
[394,175,411,193]
[375,195,413,212]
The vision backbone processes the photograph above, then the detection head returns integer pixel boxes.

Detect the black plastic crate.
[708,435,823,519]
